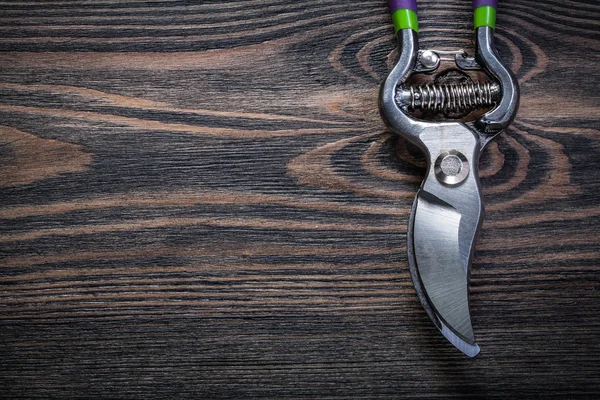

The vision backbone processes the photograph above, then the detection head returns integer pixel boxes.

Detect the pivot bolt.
[434,150,470,185]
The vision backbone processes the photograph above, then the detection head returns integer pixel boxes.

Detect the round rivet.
[434,150,470,185]
[420,50,440,69]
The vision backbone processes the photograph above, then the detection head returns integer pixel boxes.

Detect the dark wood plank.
[0,0,599,398]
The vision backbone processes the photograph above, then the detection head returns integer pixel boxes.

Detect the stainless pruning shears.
[379,0,519,356]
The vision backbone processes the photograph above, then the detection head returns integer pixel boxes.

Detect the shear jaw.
[408,123,483,358]
[379,28,519,357]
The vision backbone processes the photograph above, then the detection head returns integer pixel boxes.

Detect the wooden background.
[1,0,599,398]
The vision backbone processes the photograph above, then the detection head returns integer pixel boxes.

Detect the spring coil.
[398,82,500,114]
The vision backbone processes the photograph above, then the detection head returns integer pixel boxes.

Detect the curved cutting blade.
[407,188,482,357]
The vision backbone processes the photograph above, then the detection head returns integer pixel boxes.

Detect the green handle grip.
[388,0,418,33]
[473,0,498,29]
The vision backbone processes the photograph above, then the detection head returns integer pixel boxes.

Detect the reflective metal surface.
[434,150,470,185]
[379,27,519,357]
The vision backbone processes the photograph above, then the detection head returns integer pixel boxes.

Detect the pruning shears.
[379,0,519,356]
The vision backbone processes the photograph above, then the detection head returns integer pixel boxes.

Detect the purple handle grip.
[388,0,418,14]
[473,0,498,9]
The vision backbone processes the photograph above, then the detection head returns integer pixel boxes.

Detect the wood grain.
[1,0,599,398]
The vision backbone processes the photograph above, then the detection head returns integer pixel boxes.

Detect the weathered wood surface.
[0,0,598,398]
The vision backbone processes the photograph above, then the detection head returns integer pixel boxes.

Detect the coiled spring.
[398,82,500,114]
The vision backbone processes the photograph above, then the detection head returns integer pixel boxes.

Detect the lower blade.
[408,190,480,357]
